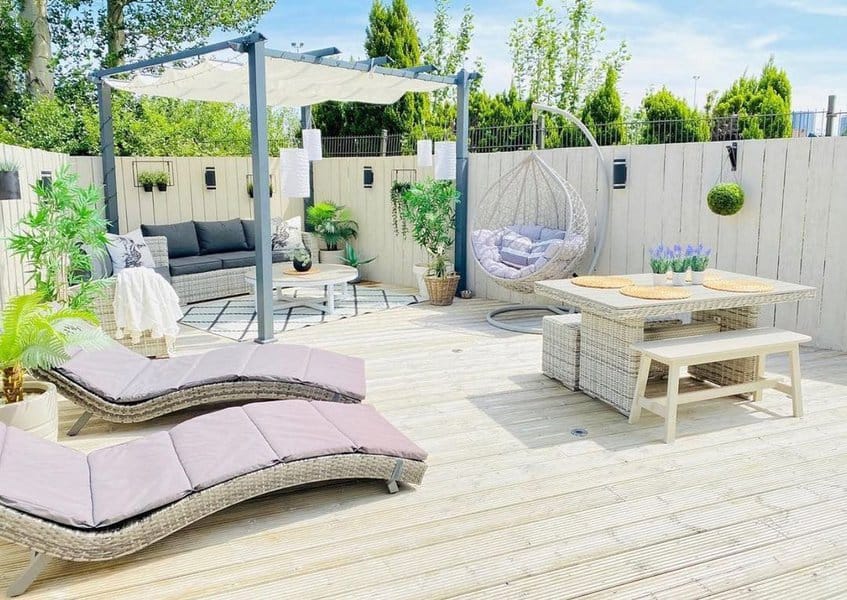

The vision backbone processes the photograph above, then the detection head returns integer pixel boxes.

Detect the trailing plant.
[707,182,744,216]
[686,244,711,271]
[398,179,460,277]
[0,160,18,173]
[0,293,109,404]
[340,244,376,269]
[390,181,412,236]
[648,244,671,274]
[305,202,358,251]
[9,165,109,310]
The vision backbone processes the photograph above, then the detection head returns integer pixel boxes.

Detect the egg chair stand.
[472,104,612,334]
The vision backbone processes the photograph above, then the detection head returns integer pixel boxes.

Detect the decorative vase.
[0,171,21,200]
[691,270,706,285]
[425,273,461,306]
[652,272,667,286]
[672,271,687,286]
[293,253,312,272]
[0,380,58,441]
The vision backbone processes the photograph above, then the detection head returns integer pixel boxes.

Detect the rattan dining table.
[535,270,815,416]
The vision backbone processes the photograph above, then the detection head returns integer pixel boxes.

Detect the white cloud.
[748,32,784,50]
[770,0,847,17]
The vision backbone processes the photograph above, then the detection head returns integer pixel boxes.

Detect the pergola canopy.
[104,53,452,106]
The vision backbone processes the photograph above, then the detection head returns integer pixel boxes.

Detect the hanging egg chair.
[472,103,612,333]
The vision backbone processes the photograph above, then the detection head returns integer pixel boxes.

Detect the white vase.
[0,380,58,441]
[413,262,453,300]
[319,249,344,265]
[672,271,687,286]
[691,270,706,285]
[652,272,667,286]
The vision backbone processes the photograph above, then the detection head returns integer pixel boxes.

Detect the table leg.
[689,306,760,389]
[578,313,646,416]
[326,283,336,314]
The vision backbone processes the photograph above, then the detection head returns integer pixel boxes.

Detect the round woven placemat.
[282,266,321,276]
[620,285,693,300]
[703,279,774,293]
[572,276,635,289]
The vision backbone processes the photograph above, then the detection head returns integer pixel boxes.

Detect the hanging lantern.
[416,139,433,167]
[280,148,311,198]
[433,141,456,180]
[302,129,323,162]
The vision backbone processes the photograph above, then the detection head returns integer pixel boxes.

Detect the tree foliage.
[508,0,629,111]
[0,0,33,117]
[640,88,709,144]
[581,66,625,144]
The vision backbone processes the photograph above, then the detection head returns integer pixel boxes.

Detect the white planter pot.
[671,271,687,286]
[691,270,706,285]
[652,272,667,286]
[413,262,453,300]
[319,249,344,265]
[0,380,58,441]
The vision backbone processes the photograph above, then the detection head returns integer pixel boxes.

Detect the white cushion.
[270,216,304,251]
[105,229,155,274]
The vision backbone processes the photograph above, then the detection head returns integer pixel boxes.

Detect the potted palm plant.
[0,294,109,440]
[0,160,21,200]
[398,179,461,306]
[306,202,359,264]
[340,244,376,283]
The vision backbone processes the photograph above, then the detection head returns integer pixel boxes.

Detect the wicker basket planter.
[0,380,58,441]
[425,274,460,306]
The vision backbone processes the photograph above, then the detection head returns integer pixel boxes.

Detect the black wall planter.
[0,171,21,200]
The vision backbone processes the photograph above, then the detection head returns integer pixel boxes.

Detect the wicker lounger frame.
[37,369,361,436]
[0,453,426,596]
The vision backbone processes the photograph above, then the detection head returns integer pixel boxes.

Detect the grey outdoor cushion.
[168,255,223,276]
[241,219,256,250]
[0,399,426,528]
[205,250,255,269]
[141,222,200,258]
[56,340,367,404]
[194,219,249,255]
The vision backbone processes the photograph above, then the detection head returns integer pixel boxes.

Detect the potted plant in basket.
[0,161,21,200]
[398,179,461,306]
[0,293,109,440]
[649,244,671,286]
[306,202,358,264]
[669,244,689,286]
[340,244,376,283]
[687,244,711,284]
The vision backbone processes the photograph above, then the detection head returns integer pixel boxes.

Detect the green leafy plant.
[340,244,376,269]
[390,181,412,236]
[306,202,358,251]
[397,179,460,277]
[137,170,168,187]
[707,182,745,216]
[0,293,110,404]
[0,160,18,173]
[8,165,109,310]
[669,244,688,273]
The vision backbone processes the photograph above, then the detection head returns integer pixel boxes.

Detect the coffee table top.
[245,263,358,287]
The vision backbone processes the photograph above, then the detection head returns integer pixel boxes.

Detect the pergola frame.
[91,32,477,343]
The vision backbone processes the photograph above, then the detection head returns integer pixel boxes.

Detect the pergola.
[91,32,477,343]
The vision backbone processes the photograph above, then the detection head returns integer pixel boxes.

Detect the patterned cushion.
[270,216,304,252]
[105,229,155,275]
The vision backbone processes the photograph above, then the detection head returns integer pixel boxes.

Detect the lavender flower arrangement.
[649,244,671,274]
[669,244,689,273]
[687,244,711,272]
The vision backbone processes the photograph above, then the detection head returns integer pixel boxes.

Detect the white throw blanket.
[113,267,183,344]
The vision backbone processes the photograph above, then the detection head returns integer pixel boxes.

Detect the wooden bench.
[629,327,811,443]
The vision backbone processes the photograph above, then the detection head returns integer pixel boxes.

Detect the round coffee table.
[244,263,358,315]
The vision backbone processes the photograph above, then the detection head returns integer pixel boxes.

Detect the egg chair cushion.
[473,226,586,280]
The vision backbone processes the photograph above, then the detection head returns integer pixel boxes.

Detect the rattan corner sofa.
[38,340,366,436]
[0,399,427,596]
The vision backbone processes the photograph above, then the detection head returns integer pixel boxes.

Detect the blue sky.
[253,0,846,112]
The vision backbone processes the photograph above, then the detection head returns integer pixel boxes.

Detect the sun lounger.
[0,399,426,596]
[38,341,366,435]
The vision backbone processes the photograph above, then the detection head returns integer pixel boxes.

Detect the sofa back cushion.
[194,219,249,254]
[241,219,256,250]
[141,221,200,259]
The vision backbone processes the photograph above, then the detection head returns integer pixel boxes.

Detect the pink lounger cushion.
[0,400,426,529]
[55,342,367,403]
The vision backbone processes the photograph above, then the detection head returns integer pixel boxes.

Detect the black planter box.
[0,171,21,201]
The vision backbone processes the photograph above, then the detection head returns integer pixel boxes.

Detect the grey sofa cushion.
[241,219,256,250]
[169,255,222,276]
[141,222,200,259]
[83,244,113,279]
[205,251,255,269]
[154,265,172,283]
[195,219,249,255]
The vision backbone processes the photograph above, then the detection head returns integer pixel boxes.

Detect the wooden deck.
[3,299,847,599]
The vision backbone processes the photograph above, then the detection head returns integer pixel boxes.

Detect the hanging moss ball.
[707,183,745,216]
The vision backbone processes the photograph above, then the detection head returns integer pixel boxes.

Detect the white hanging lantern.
[416,139,433,167]
[433,141,456,180]
[302,129,323,162]
[280,148,311,198]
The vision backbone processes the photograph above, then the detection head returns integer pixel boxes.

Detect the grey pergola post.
[96,80,119,233]
[301,106,315,225]
[247,38,275,343]
[454,68,471,293]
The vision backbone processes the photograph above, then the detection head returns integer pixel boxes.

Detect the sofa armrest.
[302,232,321,263]
[144,236,170,268]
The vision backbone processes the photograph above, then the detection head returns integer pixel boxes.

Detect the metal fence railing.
[318,110,845,157]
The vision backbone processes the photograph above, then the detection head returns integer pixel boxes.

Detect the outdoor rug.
[179,284,419,342]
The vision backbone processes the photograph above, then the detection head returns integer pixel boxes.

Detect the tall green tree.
[640,87,709,144]
[508,0,629,111]
[0,0,32,116]
[581,66,625,144]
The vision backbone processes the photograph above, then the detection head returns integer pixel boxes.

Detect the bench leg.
[789,347,804,417]
[66,412,92,437]
[665,366,681,444]
[386,459,404,494]
[8,551,50,597]
[629,355,652,424]
[753,353,766,402]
